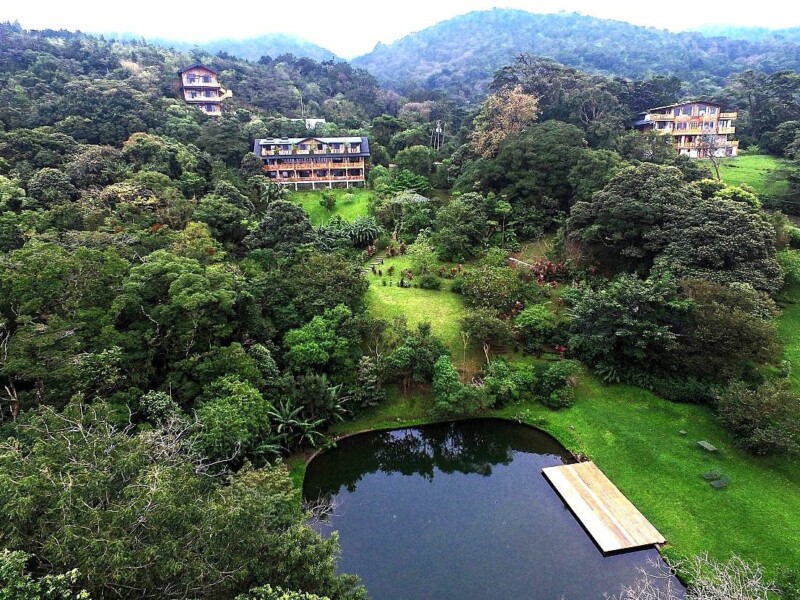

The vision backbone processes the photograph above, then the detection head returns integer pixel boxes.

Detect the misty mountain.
[108,32,341,62]
[351,9,800,101]
[697,24,800,43]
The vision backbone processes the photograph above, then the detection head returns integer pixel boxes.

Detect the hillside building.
[635,101,738,158]
[254,136,370,189]
[178,64,232,117]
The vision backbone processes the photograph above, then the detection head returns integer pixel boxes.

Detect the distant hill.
[352,9,800,101]
[696,25,800,43]
[108,32,341,62]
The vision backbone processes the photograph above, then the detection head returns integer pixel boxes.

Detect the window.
[187,75,197,83]
[202,75,211,83]
[708,106,717,114]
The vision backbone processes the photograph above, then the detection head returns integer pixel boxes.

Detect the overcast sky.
[3,0,800,58]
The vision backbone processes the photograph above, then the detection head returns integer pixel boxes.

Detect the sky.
[2,0,800,58]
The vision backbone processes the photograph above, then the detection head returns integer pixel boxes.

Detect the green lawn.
[779,284,800,394]
[365,255,483,373]
[291,188,373,226]
[718,154,789,199]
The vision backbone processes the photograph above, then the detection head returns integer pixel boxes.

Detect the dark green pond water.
[304,419,682,600]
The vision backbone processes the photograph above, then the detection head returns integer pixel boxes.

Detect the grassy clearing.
[500,377,800,576]
[291,188,373,226]
[365,254,484,374]
[512,235,556,263]
[779,284,800,394]
[717,154,789,199]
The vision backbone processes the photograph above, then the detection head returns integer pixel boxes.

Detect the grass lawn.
[291,188,373,226]
[779,283,800,394]
[717,154,789,199]
[365,254,484,374]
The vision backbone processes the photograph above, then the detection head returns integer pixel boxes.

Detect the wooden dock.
[542,461,666,553]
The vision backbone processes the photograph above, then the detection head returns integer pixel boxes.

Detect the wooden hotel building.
[254,136,370,189]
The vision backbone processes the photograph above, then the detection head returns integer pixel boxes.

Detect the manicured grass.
[718,154,789,199]
[779,284,800,394]
[333,385,436,436]
[365,255,484,374]
[500,377,800,577]
[291,188,373,226]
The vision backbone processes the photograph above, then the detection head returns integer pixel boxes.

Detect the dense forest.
[1,16,800,600]
[352,9,800,101]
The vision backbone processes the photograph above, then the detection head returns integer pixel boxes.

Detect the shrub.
[541,360,580,394]
[417,273,442,290]
[647,375,717,404]
[514,304,557,355]
[431,355,491,417]
[482,360,518,407]
[543,386,576,409]
[716,379,800,455]
[779,249,800,286]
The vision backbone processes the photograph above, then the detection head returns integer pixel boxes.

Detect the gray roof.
[254,136,370,157]
[178,64,219,75]
[257,136,363,144]
[642,100,723,113]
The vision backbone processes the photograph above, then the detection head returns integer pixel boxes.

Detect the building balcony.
[260,146,363,156]
[185,94,222,102]
[262,159,364,169]
[674,140,739,149]
[718,126,736,134]
[647,113,675,121]
[271,174,365,183]
[183,79,219,87]
[720,112,737,119]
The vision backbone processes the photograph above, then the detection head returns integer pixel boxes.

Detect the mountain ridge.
[350,9,800,100]
[105,31,342,62]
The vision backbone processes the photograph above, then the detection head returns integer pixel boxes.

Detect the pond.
[303,419,682,600]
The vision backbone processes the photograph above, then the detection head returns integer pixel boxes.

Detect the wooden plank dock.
[542,461,666,553]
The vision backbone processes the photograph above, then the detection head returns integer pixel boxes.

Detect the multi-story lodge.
[635,101,738,158]
[254,136,370,189]
[178,64,232,117]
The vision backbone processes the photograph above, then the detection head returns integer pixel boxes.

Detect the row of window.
[185,74,214,84]
[671,105,718,116]
[188,90,217,99]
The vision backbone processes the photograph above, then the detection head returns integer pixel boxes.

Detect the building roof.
[257,136,364,145]
[254,136,370,158]
[178,64,219,75]
[642,100,723,113]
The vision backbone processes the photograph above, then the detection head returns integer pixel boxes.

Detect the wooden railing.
[260,147,363,156]
[720,112,737,119]
[648,113,675,121]
[262,160,364,170]
[272,175,365,183]
[183,79,218,87]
